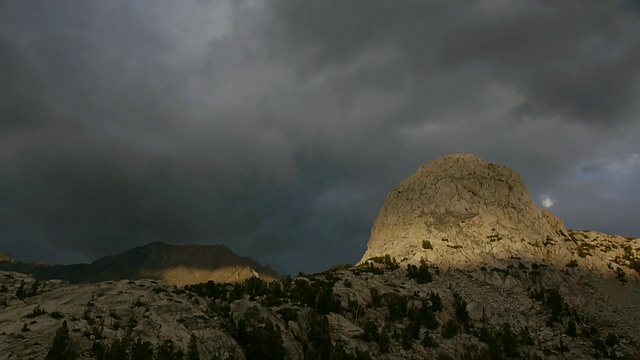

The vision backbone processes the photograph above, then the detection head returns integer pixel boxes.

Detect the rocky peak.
[360,154,638,277]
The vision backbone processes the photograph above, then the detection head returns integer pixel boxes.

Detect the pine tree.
[45,320,76,360]
[187,335,199,360]
[130,338,154,360]
[156,339,185,360]
[104,338,128,360]
[29,281,39,297]
[421,331,439,348]
[16,280,25,300]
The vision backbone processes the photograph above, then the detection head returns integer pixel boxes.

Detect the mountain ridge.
[0,242,279,286]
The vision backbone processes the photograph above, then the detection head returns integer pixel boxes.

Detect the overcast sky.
[1,1,639,274]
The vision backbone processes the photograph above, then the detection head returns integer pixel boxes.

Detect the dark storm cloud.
[0,37,54,135]
[1,1,639,274]
[270,0,640,123]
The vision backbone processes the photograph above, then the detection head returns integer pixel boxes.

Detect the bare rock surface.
[0,271,242,360]
[360,154,640,283]
[2,260,640,359]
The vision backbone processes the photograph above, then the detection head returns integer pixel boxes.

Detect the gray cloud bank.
[1,0,639,274]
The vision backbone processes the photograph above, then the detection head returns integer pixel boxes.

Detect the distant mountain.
[0,242,279,286]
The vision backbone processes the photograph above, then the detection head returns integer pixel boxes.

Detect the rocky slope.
[2,261,639,359]
[360,154,640,282]
[0,242,279,286]
[0,271,240,359]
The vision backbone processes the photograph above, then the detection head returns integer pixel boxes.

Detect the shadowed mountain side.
[0,242,279,286]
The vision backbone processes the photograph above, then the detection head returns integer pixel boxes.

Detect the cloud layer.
[1,1,639,273]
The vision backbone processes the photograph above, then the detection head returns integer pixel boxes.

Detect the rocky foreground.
[1,259,640,359]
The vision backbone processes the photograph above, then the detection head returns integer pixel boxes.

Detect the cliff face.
[360,154,640,280]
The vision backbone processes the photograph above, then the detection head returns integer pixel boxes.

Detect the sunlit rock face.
[360,154,640,280]
[360,154,573,268]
